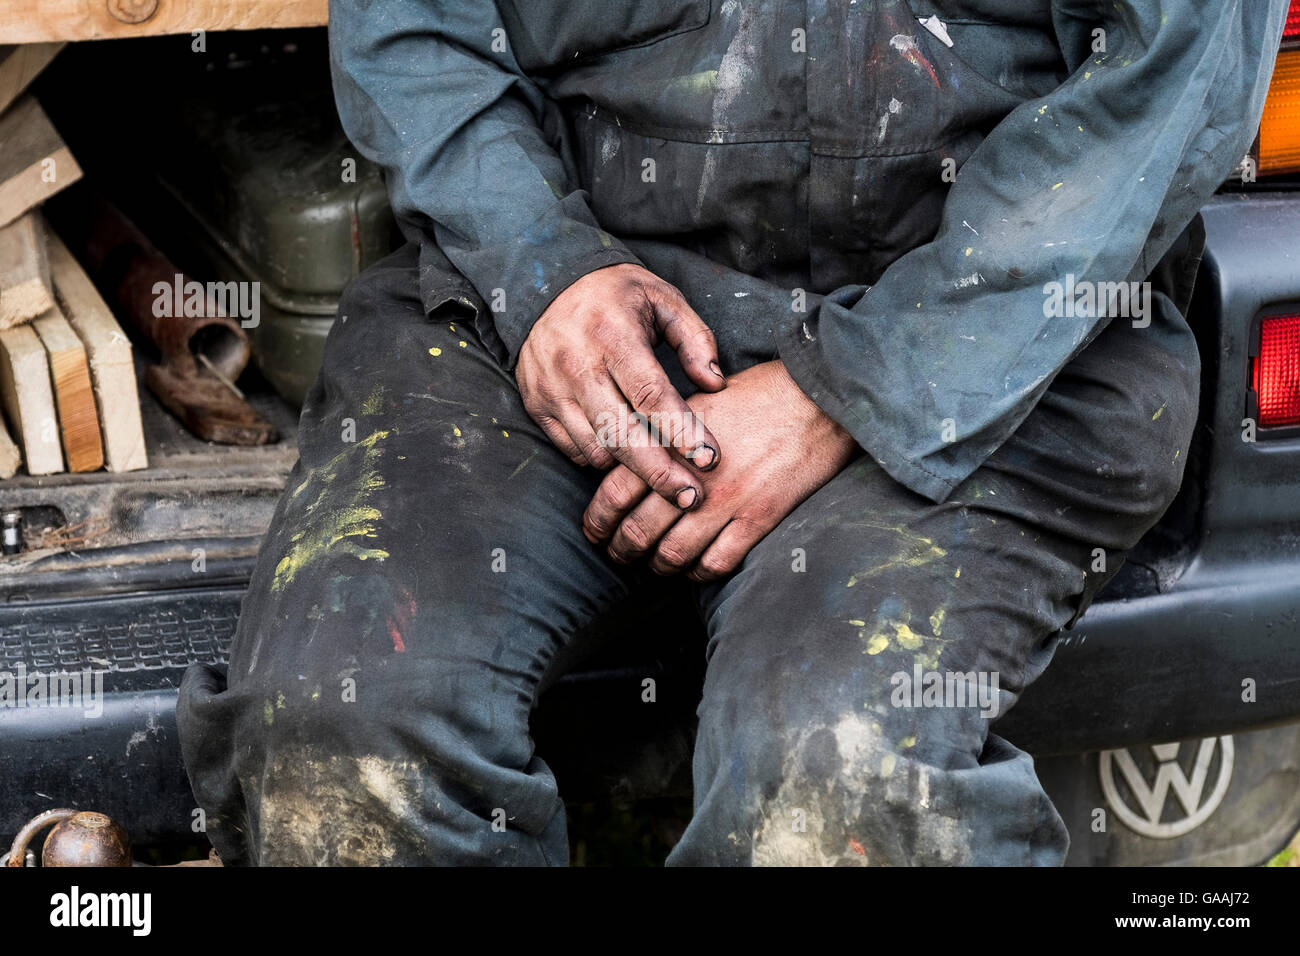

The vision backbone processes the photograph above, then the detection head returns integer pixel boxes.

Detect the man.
[178,1,1285,865]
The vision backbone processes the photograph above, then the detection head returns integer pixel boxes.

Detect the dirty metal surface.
[1,357,297,598]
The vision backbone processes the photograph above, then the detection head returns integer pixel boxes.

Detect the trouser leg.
[178,244,637,865]
[669,296,1199,866]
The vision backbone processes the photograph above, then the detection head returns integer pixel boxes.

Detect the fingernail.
[709,361,725,379]
[689,443,716,468]
[675,486,698,509]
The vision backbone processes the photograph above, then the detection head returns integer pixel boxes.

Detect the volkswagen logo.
[1098,736,1235,839]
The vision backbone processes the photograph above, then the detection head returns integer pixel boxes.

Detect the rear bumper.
[996,562,1300,754]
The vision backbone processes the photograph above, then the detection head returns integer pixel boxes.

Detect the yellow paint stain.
[915,647,943,671]
[929,608,946,636]
[501,430,509,438]
[311,686,321,701]
[263,702,275,726]
[894,622,924,650]
[361,385,384,416]
[1051,182,1063,190]
[449,323,456,332]
[846,526,947,587]
[880,753,897,778]
[453,425,462,438]
[429,347,442,357]
[276,692,286,710]
[848,619,866,627]
[862,618,928,655]
[964,247,973,256]
[1084,71,1092,79]
[954,567,961,578]
[272,430,391,592]
[1152,403,1166,420]
[458,340,468,348]
[899,735,917,749]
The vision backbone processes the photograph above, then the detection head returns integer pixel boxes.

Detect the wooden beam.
[0,322,63,474]
[0,416,19,478]
[33,305,105,472]
[0,212,53,329]
[0,43,63,114]
[47,228,147,472]
[0,96,83,229]
[0,1,328,45]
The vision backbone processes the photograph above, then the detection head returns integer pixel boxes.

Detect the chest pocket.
[496,0,712,72]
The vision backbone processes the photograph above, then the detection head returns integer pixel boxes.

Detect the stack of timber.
[0,45,145,478]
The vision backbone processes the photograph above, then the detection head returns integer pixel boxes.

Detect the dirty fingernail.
[676,486,698,509]
[689,443,716,468]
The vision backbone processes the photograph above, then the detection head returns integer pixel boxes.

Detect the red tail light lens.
[1287,0,1300,44]
[1254,314,1300,428]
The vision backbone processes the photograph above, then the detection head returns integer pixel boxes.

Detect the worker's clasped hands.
[517,264,859,580]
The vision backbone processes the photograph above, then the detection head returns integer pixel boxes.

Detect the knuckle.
[619,518,652,552]
[631,379,666,410]
[642,464,676,492]
[604,470,641,507]
[583,511,609,539]
[698,552,736,578]
[655,542,690,569]
[691,325,717,349]
[554,349,588,380]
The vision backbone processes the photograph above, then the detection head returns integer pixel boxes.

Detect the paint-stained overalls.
[177,1,1285,864]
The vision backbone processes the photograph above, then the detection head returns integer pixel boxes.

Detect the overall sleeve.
[778,0,1288,503]
[328,1,641,365]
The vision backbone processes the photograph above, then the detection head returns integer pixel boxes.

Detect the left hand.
[582,360,859,581]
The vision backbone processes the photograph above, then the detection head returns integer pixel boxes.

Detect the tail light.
[1256,1,1300,175]
[1251,313,1300,429]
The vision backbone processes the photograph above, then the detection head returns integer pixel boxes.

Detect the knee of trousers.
[693,696,1065,866]
[179,612,559,863]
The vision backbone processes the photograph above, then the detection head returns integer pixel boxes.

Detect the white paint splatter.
[877,97,903,144]
[599,127,620,165]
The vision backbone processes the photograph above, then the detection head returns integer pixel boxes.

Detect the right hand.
[516,263,726,510]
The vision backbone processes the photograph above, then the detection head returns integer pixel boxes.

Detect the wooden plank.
[0,415,19,478]
[0,96,82,228]
[0,1,328,45]
[33,305,105,472]
[0,43,63,113]
[0,212,52,328]
[46,228,147,472]
[0,322,63,474]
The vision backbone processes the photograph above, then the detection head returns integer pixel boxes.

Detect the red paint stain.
[389,622,407,653]
[386,593,417,653]
[849,837,866,856]
[894,35,940,88]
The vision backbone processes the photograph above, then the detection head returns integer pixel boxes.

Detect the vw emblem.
[1098,736,1235,839]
